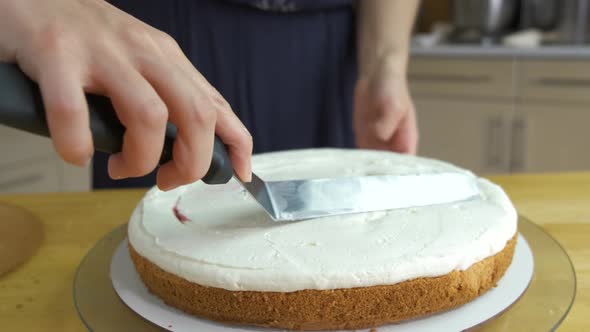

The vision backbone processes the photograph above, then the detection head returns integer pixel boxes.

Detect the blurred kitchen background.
[2,0,590,193]
[411,0,590,178]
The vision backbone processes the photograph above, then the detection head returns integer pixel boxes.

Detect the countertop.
[0,172,588,331]
[411,44,590,59]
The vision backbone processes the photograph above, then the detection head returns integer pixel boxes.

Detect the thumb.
[372,93,404,142]
[389,104,418,154]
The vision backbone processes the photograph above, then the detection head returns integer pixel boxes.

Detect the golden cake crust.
[128,234,517,330]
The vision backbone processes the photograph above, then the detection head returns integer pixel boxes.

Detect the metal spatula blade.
[238,172,480,222]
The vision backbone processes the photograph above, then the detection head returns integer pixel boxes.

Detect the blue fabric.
[224,0,354,12]
[93,0,357,188]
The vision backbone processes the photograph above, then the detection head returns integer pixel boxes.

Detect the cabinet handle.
[0,173,43,190]
[485,116,504,169]
[409,74,491,84]
[510,117,527,172]
[531,78,590,87]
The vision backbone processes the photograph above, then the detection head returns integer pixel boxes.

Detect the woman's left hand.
[353,62,418,154]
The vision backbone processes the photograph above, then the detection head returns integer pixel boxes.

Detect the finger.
[37,58,93,166]
[215,97,253,182]
[389,104,419,154]
[156,134,200,190]
[356,103,404,151]
[95,61,168,179]
[358,138,389,151]
[156,47,253,182]
[372,91,405,142]
[355,125,390,151]
[140,62,217,190]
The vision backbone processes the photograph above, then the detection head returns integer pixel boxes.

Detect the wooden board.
[0,203,43,276]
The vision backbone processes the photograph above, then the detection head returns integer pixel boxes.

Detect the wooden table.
[0,172,588,331]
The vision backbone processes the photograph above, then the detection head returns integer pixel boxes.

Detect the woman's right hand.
[0,0,252,190]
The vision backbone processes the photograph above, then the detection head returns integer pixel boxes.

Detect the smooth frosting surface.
[128,149,517,292]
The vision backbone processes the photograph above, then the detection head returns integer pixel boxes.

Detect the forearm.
[356,0,419,78]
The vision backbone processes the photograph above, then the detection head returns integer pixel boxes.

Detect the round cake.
[128,149,518,330]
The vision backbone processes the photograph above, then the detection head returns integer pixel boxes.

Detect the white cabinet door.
[519,59,590,104]
[415,99,514,175]
[409,57,515,99]
[0,158,60,193]
[0,124,53,165]
[512,105,590,172]
[58,159,92,192]
[0,124,92,192]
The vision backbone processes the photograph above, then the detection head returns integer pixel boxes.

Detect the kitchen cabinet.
[411,55,590,174]
[416,99,513,174]
[0,124,91,193]
[0,157,60,193]
[409,56,516,175]
[409,58,515,100]
[512,59,590,172]
[0,123,53,164]
[511,105,590,172]
[519,59,590,104]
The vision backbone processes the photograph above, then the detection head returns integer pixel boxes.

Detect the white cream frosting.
[128,149,517,292]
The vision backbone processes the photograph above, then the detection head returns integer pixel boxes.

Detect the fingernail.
[107,155,126,180]
[156,169,181,191]
[158,183,175,192]
[109,172,124,180]
[242,160,253,182]
[243,171,252,183]
[375,121,392,141]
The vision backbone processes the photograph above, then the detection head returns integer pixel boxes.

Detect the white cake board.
[111,234,533,332]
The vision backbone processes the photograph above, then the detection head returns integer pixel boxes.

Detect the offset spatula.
[0,63,480,222]
[244,172,480,221]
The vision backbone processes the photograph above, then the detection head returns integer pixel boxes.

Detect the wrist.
[359,50,409,81]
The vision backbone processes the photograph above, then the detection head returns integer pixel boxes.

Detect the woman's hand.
[353,58,418,154]
[355,0,419,154]
[0,0,252,190]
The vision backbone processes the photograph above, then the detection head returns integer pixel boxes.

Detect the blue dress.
[93,0,357,188]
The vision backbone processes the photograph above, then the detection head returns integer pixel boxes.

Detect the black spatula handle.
[0,62,233,185]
